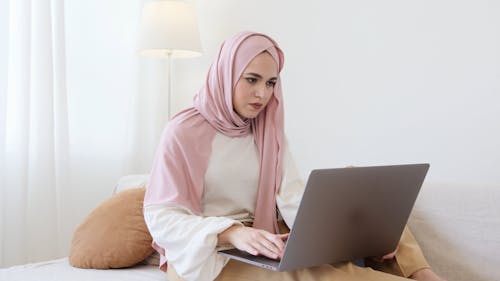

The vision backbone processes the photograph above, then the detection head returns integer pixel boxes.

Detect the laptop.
[218,163,429,271]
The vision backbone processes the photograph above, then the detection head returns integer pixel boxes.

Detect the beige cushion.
[69,187,153,269]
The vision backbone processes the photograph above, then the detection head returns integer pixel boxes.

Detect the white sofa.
[408,182,499,281]
[2,176,498,281]
[118,175,499,281]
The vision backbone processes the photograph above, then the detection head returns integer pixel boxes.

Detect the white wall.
[176,0,500,185]
[55,0,499,261]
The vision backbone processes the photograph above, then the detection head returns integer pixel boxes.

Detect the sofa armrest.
[408,182,500,281]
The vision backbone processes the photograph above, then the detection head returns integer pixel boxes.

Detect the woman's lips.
[249,103,263,110]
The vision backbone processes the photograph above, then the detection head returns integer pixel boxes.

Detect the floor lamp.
[137,0,202,120]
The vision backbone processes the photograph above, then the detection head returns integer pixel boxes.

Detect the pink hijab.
[144,31,285,268]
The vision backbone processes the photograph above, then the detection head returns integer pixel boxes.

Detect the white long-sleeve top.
[144,132,305,281]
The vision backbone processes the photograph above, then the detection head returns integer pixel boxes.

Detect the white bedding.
[0,258,167,281]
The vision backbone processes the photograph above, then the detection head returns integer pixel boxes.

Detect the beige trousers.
[168,225,430,281]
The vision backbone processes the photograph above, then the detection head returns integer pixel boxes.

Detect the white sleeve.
[276,140,305,229]
[144,204,242,281]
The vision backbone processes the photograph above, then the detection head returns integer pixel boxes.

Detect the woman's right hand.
[217,225,289,260]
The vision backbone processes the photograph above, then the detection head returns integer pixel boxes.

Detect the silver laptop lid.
[278,163,429,271]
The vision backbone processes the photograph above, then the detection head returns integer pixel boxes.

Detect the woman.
[144,31,445,281]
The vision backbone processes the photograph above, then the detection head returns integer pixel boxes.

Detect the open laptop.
[218,163,429,271]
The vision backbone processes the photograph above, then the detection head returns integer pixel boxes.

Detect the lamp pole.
[166,50,172,120]
[138,0,202,120]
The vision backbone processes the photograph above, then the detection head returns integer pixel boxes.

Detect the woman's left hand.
[371,245,399,262]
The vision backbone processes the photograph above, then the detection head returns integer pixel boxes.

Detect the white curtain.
[0,0,69,267]
[0,0,194,267]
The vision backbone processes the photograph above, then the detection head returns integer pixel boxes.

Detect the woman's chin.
[244,112,261,119]
[236,110,260,119]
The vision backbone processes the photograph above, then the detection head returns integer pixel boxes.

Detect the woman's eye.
[245,77,257,84]
[266,81,277,88]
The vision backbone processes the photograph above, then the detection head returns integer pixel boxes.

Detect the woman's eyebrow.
[243,72,277,80]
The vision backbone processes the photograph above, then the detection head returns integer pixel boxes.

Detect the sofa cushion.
[69,187,153,269]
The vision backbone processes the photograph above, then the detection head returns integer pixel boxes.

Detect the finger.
[371,254,388,262]
[382,252,396,260]
[264,233,286,251]
[251,240,279,259]
[243,245,259,256]
[256,236,282,257]
[382,246,398,260]
[277,233,289,240]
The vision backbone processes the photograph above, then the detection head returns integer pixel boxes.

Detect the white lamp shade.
[138,0,202,58]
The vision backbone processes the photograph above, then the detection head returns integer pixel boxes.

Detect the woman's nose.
[255,85,266,98]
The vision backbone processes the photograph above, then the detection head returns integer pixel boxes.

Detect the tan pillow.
[69,187,154,269]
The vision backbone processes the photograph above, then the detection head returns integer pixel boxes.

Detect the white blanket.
[0,258,166,281]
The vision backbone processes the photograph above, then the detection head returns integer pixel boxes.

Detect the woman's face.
[233,51,278,119]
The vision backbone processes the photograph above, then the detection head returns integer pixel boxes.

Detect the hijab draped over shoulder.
[144,31,285,236]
